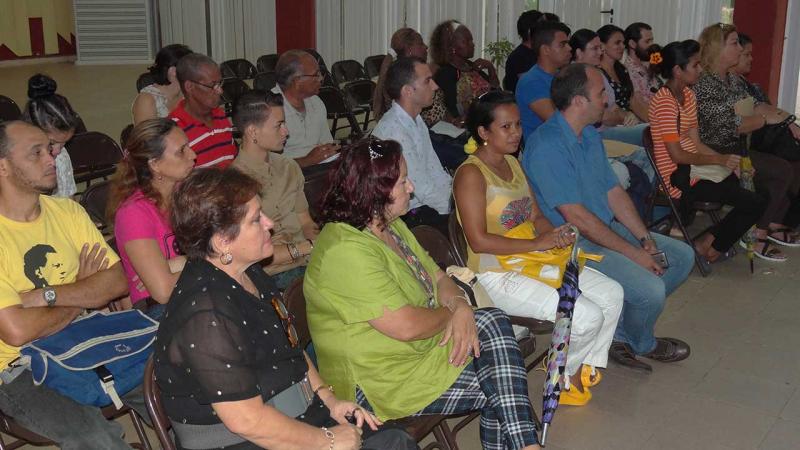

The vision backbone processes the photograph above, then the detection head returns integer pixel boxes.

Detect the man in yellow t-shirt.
[0,121,131,449]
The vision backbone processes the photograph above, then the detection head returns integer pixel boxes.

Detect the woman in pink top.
[107,118,196,316]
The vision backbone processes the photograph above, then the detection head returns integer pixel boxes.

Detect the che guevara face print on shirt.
[22,244,67,289]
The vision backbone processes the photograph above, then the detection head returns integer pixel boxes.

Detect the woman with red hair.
[305,138,541,450]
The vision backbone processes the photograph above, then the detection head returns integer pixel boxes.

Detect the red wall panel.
[733,0,788,102]
[275,0,316,53]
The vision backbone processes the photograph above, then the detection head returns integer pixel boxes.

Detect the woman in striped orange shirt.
[648,40,767,264]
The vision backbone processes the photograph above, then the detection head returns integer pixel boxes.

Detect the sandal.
[742,238,789,262]
[580,364,602,388]
[559,385,592,406]
[767,227,800,248]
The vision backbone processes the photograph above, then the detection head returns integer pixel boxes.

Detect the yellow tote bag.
[496,222,603,289]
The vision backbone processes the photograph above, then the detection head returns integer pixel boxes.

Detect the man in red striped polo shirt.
[169,53,237,168]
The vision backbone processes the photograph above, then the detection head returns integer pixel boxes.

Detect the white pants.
[477,267,623,376]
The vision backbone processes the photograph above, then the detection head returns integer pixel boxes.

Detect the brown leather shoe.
[641,337,691,362]
[608,341,652,373]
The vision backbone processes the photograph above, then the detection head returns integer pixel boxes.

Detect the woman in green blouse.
[304,138,541,450]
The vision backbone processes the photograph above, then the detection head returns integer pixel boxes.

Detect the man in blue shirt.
[523,63,694,373]
[515,21,572,139]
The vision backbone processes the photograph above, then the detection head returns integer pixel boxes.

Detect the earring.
[483,140,488,146]
[219,251,233,265]
[253,138,258,145]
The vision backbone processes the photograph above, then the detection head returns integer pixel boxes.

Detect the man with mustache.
[0,121,131,448]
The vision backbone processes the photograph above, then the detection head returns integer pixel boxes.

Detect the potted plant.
[484,38,514,69]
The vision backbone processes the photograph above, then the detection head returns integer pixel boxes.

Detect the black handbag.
[751,114,800,161]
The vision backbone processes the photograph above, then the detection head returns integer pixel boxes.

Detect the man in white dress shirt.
[272,50,339,168]
[372,56,452,233]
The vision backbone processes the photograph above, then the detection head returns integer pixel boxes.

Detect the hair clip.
[649,52,663,65]
[368,138,383,160]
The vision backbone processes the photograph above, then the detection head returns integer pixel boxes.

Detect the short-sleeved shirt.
[168,100,236,169]
[455,155,533,273]
[515,64,555,139]
[372,102,453,214]
[503,44,537,92]
[600,65,634,111]
[0,196,120,368]
[231,151,310,274]
[154,259,327,437]
[114,190,177,303]
[272,86,335,160]
[53,149,77,198]
[522,111,619,226]
[693,71,754,154]
[304,220,464,421]
[433,64,492,118]
[623,53,660,104]
[649,86,700,198]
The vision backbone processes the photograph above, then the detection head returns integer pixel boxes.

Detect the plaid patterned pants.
[358,308,539,449]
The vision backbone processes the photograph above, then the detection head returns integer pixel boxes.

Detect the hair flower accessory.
[464,137,479,154]
[649,52,663,65]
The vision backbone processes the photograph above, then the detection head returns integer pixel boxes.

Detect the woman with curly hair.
[107,118,195,315]
[430,20,499,120]
[305,138,542,449]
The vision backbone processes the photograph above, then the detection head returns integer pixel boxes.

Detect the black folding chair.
[221,59,257,80]
[256,53,280,73]
[331,59,369,87]
[317,86,362,139]
[67,132,123,189]
[79,180,112,232]
[342,80,376,130]
[221,78,251,116]
[363,54,386,79]
[641,127,717,276]
[254,71,277,92]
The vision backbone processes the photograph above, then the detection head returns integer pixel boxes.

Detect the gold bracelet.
[313,383,334,395]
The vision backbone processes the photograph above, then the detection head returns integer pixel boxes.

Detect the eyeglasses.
[271,297,299,348]
[189,79,224,90]
[298,71,323,80]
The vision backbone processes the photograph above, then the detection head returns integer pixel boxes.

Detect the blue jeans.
[578,221,694,354]
[0,371,130,450]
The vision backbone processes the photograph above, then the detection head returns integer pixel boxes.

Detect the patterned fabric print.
[499,197,533,230]
[356,308,538,449]
[456,71,492,117]
[414,308,538,450]
[542,261,580,425]
[693,71,753,154]
[421,90,448,128]
[388,228,435,308]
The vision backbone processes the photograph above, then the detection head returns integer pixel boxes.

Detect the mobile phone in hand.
[652,251,669,269]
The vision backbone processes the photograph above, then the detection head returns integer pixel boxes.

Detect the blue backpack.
[21,309,158,408]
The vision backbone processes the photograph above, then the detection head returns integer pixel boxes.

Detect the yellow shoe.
[559,385,592,406]
[581,365,602,388]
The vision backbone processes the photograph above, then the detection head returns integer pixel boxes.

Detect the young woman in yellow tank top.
[453,91,624,406]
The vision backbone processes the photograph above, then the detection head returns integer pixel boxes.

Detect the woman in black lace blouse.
[694,23,800,258]
[597,25,650,124]
[153,168,417,450]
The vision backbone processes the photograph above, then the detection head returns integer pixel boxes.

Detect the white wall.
[158,0,277,63]
[315,0,525,68]
[538,0,724,43]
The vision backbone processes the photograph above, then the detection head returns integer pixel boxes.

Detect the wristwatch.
[43,287,57,307]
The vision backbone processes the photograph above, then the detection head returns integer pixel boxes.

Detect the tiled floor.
[3,62,800,450]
